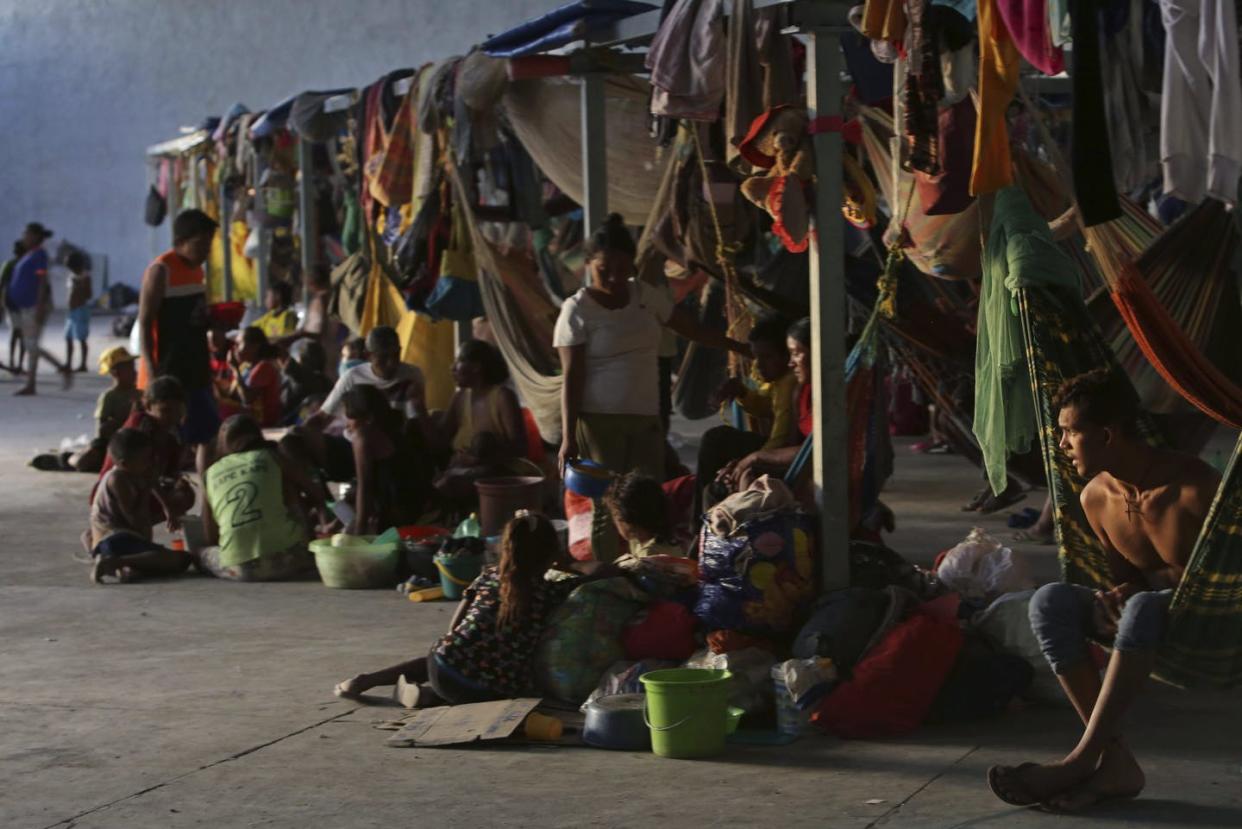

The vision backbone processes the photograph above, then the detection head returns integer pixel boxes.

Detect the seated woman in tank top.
[432,340,527,502]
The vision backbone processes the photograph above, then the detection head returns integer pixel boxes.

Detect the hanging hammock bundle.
[1017,280,1242,689]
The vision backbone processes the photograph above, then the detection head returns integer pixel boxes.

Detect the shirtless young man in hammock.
[988,369,1221,812]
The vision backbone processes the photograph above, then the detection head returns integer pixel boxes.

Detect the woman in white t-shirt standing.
[554,214,748,561]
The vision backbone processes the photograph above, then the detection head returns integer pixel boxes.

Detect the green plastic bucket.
[434,552,484,600]
[639,668,733,759]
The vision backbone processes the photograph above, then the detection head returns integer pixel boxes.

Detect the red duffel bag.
[810,607,963,739]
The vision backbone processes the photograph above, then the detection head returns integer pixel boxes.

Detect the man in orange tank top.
[137,210,220,477]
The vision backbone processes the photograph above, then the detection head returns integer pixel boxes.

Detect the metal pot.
[581,693,651,751]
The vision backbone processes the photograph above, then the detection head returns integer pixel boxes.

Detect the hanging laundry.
[756,9,797,109]
[995,0,1064,74]
[1047,0,1071,46]
[904,0,945,175]
[861,0,908,44]
[1159,0,1242,206]
[939,43,976,105]
[916,97,978,215]
[970,0,1020,195]
[373,71,423,208]
[646,0,727,121]
[1070,0,1122,225]
[726,0,799,169]
[1101,0,1158,192]
[726,0,763,167]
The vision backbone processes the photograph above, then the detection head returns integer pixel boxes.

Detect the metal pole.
[580,73,608,233]
[219,165,233,302]
[297,137,316,306]
[806,29,850,591]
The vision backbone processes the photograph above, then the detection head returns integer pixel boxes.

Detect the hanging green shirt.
[973,187,1079,493]
[206,448,307,568]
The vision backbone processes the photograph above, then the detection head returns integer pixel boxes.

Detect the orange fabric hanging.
[970,0,1020,196]
[861,0,907,44]
[1109,267,1242,428]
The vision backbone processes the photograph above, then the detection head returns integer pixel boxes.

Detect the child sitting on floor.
[88,428,191,584]
[605,472,687,559]
[195,414,326,582]
[72,346,142,473]
[335,512,587,708]
[92,376,196,519]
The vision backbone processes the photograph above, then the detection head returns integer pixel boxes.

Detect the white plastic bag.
[684,647,776,713]
[937,528,1035,602]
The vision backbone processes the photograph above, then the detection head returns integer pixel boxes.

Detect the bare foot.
[988,758,1094,807]
[334,675,373,700]
[14,385,35,396]
[1044,744,1145,813]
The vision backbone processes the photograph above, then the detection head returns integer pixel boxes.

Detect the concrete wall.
[0,0,562,294]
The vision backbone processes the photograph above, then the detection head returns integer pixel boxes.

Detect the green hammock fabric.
[974,187,1078,494]
[1018,284,1242,689]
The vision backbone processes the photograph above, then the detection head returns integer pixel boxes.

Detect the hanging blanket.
[502,76,664,224]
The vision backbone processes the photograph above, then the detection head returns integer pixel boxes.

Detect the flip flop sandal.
[962,489,990,512]
[1013,530,1055,545]
[987,763,1044,807]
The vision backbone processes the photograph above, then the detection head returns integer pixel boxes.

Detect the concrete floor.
[2,321,1240,828]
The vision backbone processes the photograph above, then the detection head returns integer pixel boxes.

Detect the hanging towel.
[646,0,727,120]
[995,0,1064,75]
[970,0,1020,195]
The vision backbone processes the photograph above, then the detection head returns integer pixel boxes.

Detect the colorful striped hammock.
[1081,198,1242,428]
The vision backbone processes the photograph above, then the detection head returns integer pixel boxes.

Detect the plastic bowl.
[309,537,399,589]
[565,459,614,499]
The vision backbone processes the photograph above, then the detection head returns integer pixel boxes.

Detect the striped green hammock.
[1018,283,1242,689]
